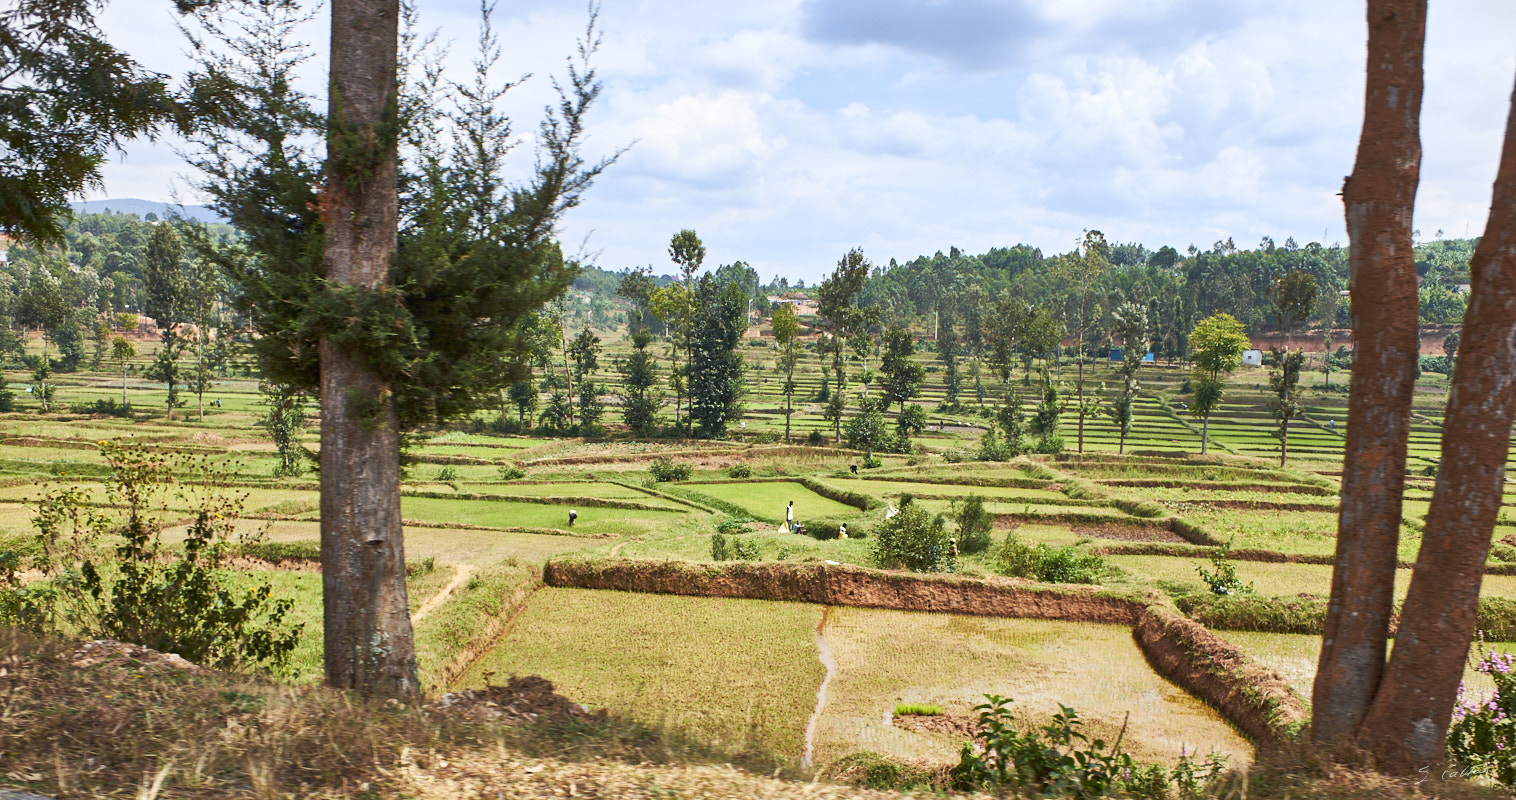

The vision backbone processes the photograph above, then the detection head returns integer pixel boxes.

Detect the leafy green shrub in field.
[872,504,954,572]
[952,495,995,555]
[995,533,1106,584]
[711,532,732,561]
[12,441,301,672]
[498,465,526,480]
[67,398,130,417]
[807,430,825,446]
[1450,645,1516,788]
[726,462,752,478]
[1196,540,1253,595]
[894,703,943,716]
[648,457,692,482]
[731,537,760,560]
[976,429,1014,462]
[950,694,1226,798]
[715,516,755,534]
[807,520,864,540]
[861,454,882,469]
[433,466,459,482]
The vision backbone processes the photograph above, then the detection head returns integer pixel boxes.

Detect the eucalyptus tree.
[816,248,871,443]
[688,275,746,437]
[142,222,188,420]
[1107,302,1149,454]
[1187,313,1249,455]
[878,327,924,416]
[1059,230,1111,452]
[771,302,800,441]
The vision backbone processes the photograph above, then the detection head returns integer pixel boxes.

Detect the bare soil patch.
[892,711,975,739]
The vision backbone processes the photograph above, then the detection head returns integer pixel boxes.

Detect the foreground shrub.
[12,441,301,672]
[726,462,752,478]
[498,465,526,480]
[648,457,692,482]
[1450,645,1516,787]
[994,532,1107,584]
[828,752,936,791]
[952,494,995,555]
[1196,539,1253,595]
[950,694,1226,798]
[872,504,954,572]
[714,516,755,534]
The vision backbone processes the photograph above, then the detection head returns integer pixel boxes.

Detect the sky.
[91,0,1516,284]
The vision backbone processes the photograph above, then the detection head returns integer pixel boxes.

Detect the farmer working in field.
[786,500,795,532]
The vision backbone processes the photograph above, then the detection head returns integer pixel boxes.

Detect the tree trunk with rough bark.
[1312,0,1424,745]
[1356,70,1516,772]
[318,0,419,702]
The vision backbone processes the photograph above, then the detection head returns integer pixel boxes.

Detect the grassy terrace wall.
[543,558,1308,748]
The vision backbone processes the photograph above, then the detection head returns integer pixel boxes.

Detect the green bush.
[1196,540,1253,595]
[806,430,825,446]
[732,537,760,560]
[715,516,755,534]
[828,752,935,791]
[67,398,130,417]
[952,495,995,555]
[949,694,1226,798]
[498,466,526,480]
[1450,646,1516,788]
[871,504,954,572]
[434,466,459,482]
[15,441,301,672]
[894,703,943,716]
[861,454,882,469]
[806,520,863,540]
[726,462,752,478]
[711,532,732,561]
[648,457,692,482]
[994,532,1106,584]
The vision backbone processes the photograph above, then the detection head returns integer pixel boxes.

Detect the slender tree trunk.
[1200,413,1209,454]
[1312,0,1424,745]
[560,325,576,429]
[122,363,129,407]
[1076,346,1085,453]
[1355,68,1516,772]
[1279,417,1288,468]
[318,0,418,702]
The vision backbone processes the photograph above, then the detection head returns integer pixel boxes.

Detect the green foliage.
[258,381,309,477]
[648,457,692,483]
[894,703,943,716]
[433,466,459,482]
[710,532,731,561]
[688,275,748,437]
[1030,367,1065,454]
[190,0,614,431]
[952,495,995,555]
[995,533,1107,584]
[871,503,954,573]
[950,695,1227,798]
[1196,540,1253,596]
[844,396,888,458]
[715,516,755,534]
[731,537,761,561]
[498,466,526,480]
[617,329,663,435]
[1449,645,1516,787]
[726,462,752,478]
[15,441,301,672]
[878,327,923,413]
[860,454,883,469]
[0,0,184,243]
[950,695,1134,797]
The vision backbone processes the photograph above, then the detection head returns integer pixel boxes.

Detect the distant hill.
[70,199,225,224]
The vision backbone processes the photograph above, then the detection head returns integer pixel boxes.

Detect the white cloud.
[83,0,1516,282]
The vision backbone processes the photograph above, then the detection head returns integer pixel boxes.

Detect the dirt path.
[412,564,473,625]
[609,540,627,557]
[802,606,836,771]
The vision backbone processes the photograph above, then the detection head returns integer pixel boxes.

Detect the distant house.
[1241,349,1264,366]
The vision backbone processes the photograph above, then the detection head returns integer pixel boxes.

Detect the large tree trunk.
[1355,72,1516,772]
[318,0,419,702]
[1312,0,1424,745]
